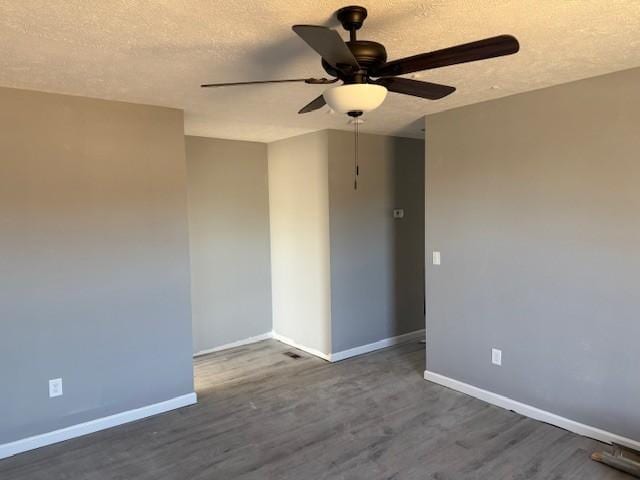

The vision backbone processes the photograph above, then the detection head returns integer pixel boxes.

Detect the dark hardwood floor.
[0,340,627,479]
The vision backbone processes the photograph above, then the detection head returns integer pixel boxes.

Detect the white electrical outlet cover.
[49,378,63,397]
[432,251,441,265]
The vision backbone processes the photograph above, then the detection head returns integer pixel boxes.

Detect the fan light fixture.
[323,84,387,115]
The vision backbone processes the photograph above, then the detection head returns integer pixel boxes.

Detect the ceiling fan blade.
[292,25,360,72]
[373,35,520,77]
[298,95,326,114]
[201,77,336,88]
[375,77,455,100]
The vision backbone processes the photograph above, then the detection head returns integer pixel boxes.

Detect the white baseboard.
[193,332,273,357]
[424,370,640,451]
[193,330,330,362]
[203,329,426,364]
[330,329,425,362]
[0,392,197,460]
[272,332,331,361]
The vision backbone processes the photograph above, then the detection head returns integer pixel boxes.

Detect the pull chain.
[353,119,359,190]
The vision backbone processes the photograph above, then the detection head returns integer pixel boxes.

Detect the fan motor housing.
[322,40,387,80]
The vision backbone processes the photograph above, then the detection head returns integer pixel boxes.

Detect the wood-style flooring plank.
[0,340,625,479]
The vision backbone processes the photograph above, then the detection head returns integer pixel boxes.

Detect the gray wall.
[0,87,194,444]
[425,67,640,440]
[186,136,272,354]
[268,131,332,355]
[329,130,425,353]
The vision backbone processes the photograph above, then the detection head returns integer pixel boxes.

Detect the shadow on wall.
[328,131,425,353]
[391,138,426,339]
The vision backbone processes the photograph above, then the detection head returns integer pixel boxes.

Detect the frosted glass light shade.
[323,84,387,114]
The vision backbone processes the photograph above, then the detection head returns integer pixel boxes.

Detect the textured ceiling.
[1,1,640,142]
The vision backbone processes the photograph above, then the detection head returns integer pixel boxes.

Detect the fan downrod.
[337,6,368,40]
[321,6,386,82]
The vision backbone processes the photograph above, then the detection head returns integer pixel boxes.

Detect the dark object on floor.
[283,351,302,359]
[592,443,640,478]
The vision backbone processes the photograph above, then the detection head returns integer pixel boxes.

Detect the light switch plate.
[492,348,502,366]
[432,251,441,265]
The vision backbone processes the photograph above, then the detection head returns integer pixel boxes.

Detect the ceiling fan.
[201,5,520,117]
